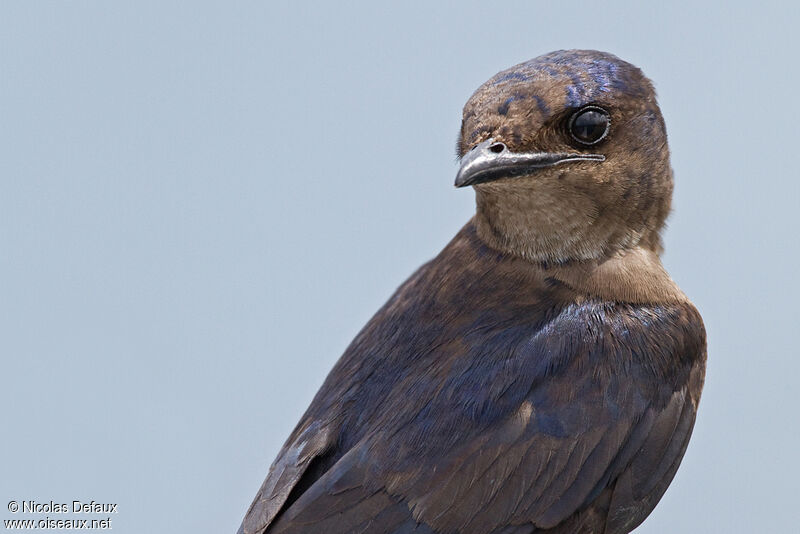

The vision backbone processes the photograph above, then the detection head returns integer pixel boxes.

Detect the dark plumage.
[239,50,706,534]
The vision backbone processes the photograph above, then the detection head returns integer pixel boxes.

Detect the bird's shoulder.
[360,297,706,534]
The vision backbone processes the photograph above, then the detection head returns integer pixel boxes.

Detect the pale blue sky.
[2,2,797,533]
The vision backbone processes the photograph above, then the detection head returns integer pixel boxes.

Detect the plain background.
[2,2,798,533]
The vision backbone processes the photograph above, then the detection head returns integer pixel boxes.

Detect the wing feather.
[239,421,333,534]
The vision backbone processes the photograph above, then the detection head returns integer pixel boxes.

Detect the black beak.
[454,138,605,188]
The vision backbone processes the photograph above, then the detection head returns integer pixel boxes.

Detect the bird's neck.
[474,185,641,263]
[471,189,685,304]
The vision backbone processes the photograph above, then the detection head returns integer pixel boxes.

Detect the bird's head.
[456,50,672,263]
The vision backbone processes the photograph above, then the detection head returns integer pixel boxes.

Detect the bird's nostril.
[489,142,506,154]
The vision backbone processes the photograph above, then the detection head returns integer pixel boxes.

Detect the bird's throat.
[471,186,685,304]
[474,184,638,263]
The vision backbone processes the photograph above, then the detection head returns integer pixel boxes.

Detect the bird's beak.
[454,138,605,188]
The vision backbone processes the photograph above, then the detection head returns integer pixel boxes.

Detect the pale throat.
[471,184,686,305]
[473,183,646,264]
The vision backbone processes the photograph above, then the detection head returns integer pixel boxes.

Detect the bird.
[238,49,706,534]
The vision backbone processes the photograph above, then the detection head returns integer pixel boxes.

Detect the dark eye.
[569,106,610,145]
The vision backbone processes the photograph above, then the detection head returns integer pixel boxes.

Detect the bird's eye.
[569,106,610,145]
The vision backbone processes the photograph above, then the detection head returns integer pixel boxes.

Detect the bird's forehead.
[465,50,650,118]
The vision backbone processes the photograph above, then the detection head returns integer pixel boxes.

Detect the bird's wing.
[239,420,335,534]
[417,376,701,534]
[375,352,704,534]
[246,347,703,534]
[603,361,705,533]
